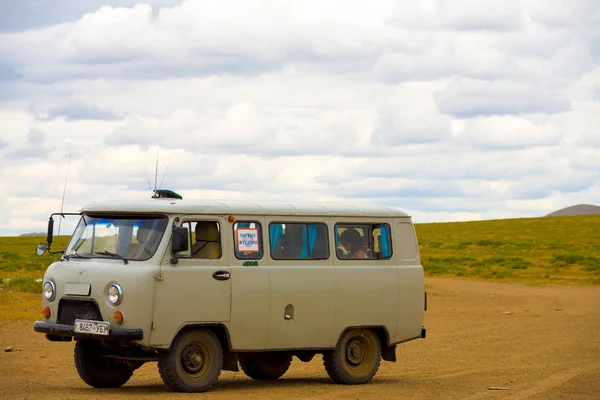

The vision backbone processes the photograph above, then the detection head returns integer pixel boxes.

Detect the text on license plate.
[74,319,110,336]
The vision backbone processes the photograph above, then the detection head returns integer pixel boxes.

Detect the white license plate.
[74,319,110,336]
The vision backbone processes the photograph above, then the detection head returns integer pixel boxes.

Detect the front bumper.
[34,321,144,342]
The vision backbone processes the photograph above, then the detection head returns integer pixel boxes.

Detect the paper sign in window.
[237,228,260,253]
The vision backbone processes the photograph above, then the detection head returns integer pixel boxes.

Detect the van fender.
[170,323,239,372]
[336,325,397,362]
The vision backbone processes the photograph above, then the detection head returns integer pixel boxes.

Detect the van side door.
[265,218,335,349]
[228,218,271,350]
[149,216,231,346]
[332,221,399,343]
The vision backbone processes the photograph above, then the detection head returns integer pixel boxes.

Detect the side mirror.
[35,243,47,256]
[46,218,54,247]
[172,227,189,253]
[36,217,54,256]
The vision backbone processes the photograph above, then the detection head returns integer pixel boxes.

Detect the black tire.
[323,328,381,385]
[239,352,293,380]
[158,329,223,392]
[74,342,134,388]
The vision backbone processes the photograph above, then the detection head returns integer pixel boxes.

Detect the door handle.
[212,270,230,281]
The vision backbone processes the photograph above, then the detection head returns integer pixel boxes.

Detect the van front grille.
[57,299,103,325]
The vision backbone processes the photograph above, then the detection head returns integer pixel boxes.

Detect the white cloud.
[0,0,599,235]
[391,0,525,32]
[436,79,571,117]
[43,103,121,121]
[452,116,562,148]
[1,0,404,81]
[371,33,519,83]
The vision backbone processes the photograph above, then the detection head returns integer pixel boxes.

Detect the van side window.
[269,223,329,260]
[178,221,222,259]
[336,224,392,260]
[233,222,263,260]
[192,221,222,259]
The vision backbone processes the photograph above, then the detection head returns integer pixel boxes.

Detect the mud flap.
[223,351,239,372]
[381,344,397,362]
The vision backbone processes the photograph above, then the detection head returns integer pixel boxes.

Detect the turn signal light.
[227,215,236,223]
[42,307,51,319]
[113,311,124,325]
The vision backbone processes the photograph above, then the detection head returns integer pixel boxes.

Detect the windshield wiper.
[94,251,129,264]
[64,253,91,261]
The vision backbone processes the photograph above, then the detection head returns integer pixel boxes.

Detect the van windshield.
[65,215,168,261]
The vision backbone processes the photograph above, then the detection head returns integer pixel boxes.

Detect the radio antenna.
[154,150,159,191]
[148,150,171,197]
[159,166,169,190]
[144,165,152,190]
[57,154,71,236]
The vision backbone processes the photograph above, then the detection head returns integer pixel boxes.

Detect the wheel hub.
[345,338,367,366]
[181,344,206,374]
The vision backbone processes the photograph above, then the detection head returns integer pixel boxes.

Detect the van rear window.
[269,223,329,260]
[335,224,392,260]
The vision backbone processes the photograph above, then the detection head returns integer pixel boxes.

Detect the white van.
[34,190,426,392]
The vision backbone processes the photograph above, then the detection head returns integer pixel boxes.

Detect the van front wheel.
[74,342,134,388]
[158,329,223,392]
[323,328,381,385]
[239,352,293,380]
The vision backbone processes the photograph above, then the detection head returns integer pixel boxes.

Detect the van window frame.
[268,221,330,261]
[177,219,223,260]
[233,221,264,260]
[334,222,393,261]
[65,213,169,262]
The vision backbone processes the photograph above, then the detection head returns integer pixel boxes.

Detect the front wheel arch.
[170,323,233,351]
[169,324,238,372]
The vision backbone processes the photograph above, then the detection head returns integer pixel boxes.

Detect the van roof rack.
[152,189,183,200]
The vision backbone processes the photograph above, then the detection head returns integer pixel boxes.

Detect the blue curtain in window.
[270,224,283,253]
[235,223,250,258]
[298,224,318,259]
[308,224,318,257]
[299,225,309,259]
[380,225,391,258]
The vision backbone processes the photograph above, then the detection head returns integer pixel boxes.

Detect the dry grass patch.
[0,291,41,321]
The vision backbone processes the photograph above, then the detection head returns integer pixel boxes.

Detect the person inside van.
[338,228,368,259]
[192,221,222,259]
[125,220,161,259]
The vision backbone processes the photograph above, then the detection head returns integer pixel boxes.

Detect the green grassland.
[0,236,70,292]
[0,215,599,298]
[415,214,600,284]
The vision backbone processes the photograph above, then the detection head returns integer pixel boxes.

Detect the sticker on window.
[237,228,260,253]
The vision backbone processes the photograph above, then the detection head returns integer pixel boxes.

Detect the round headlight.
[43,281,56,301]
[107,284,123,306]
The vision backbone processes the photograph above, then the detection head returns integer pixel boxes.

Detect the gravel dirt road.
[1,278,599,399]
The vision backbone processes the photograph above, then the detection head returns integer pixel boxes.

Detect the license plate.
[74,319,110,336]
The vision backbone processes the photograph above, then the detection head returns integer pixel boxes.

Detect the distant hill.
[546,204,600,217]
[19,232,45,237]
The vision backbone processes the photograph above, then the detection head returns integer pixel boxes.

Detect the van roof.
[81,199,410,218]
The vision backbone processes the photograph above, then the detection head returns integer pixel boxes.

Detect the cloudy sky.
[0,0,599,236]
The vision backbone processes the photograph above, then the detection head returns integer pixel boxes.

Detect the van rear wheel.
[239,352,293,380]
[323,328,381,385]
[158,329,223,392]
